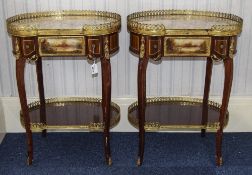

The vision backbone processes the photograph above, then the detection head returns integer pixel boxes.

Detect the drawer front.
[38,36,85,56]
[164,37,211,57]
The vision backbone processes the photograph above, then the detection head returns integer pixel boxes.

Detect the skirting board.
[0,98,6,143]
[0,97,252,133]
[0,133,5,144]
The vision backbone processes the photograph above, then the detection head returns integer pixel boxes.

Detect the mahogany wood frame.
[130,33,237,166]
[12,33,119,165]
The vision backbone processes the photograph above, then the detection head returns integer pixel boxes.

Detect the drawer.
[38,36,85,56]
[164,37,211,57]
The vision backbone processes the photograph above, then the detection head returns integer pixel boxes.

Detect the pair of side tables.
[6,10,243,166]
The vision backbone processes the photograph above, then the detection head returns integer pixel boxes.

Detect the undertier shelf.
[128,97,228,131]
[20,97,120,131]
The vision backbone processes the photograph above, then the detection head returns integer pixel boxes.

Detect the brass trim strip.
[20,97,120,131]
[128,97,229,131]
[229,37,235,59]
[13,38,21,60]
[104,36,110,60]
[127,10,243,36]
[7,10,121,37]
[139,36,145,59]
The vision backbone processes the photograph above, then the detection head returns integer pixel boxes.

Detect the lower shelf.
[20,97,120,131]
[128,97,228,131]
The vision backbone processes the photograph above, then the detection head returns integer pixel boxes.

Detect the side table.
[7,10,121,165]
[127,10,243,166]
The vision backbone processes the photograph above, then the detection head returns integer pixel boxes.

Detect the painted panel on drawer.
[38,37,85,56]
[164,37,211,57]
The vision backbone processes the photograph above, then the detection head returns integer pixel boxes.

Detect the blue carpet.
[0,132,252,175]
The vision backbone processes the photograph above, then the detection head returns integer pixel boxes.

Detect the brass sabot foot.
[137,157,142,166]
[108,157,112,166]
[27,157,33,165]
[216,156,223,166]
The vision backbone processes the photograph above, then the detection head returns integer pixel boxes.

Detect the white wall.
[0,0,252,133]
[0,99,6,143]
[0,0,6,143]
[0,0,252,98]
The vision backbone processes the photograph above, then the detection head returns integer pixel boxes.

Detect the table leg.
[137,39,149,166]
[201,57,213,137]
[101,37,112,165]
[36,56,46,137]
[216,58,233,166]
[16,58,33,165]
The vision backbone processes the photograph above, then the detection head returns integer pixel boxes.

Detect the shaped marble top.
[7,10,121,36]
[127,10,243,36]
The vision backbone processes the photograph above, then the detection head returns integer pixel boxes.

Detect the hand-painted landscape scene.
[39,37,84,56]
[166,38,209,55]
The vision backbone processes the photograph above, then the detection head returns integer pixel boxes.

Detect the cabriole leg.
[36,56,46,137]
[101,36,112,166]
[16,58,33,165]
[216,58,233,166]
[137,36,149,166]
[201,57,213,137]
